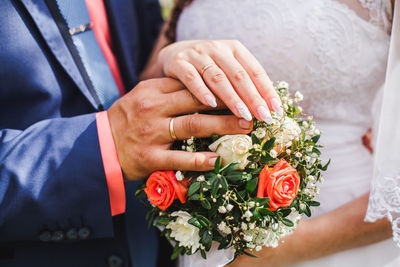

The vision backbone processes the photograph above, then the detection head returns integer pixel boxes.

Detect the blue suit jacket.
[0,1,163,266]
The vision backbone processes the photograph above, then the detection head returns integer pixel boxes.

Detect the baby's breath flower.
[244,210,253,218]
[254,127,267,139]
[226,204,234,211]
[248,201,255,208]
[218,206,227,214]
[256,246,262,252]
[295,91,304,102]
[270,149,278,158]
[278,81,289,89]
[302,121,309,128]
[295,152,302,158]
[175,171,184,181]
[241,222,248,231]
[286,149,291,154]
[196,175,205,182]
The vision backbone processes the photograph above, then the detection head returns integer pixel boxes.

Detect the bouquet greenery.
[136,81,329,261]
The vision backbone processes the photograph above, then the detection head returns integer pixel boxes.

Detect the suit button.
[52,230,65,242]
[107,255,123,267]
[66,228,78,240]
[78,227,91,240]
[38,231,52,242]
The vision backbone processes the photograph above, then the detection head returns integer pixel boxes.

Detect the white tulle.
[365,1,400,248]
[176,0,399,266]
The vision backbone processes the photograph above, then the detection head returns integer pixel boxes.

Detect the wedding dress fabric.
[366,0,400,249]
[176,0,399,266]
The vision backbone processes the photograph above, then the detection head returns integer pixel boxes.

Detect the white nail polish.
[236,103,252,121]
[204,94,217,108]
[257,106,273,124]
[271,98,284,117]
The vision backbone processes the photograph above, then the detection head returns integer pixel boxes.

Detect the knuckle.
[184,114,202,134]
[252,69,267,79]
[193,154,206,169]
[233,69,247,82]
[210,71,226,84]
[137,122,154,136]
[206,40,222,50]
[135,97,156,114]
[192,45,204,54]
[183,71,198,83]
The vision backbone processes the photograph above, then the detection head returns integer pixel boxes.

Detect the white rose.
[166,211,201,254]
[209,135,252,170]
[268,117,301,153]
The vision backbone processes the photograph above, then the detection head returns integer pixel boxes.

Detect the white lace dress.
[176,0,399,266]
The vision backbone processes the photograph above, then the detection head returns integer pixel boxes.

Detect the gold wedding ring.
[169,118,177,141]
[200,63,216,76]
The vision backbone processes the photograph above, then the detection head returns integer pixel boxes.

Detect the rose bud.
[144,171,190,210]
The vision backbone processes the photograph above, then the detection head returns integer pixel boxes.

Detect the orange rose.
[144,171,190,210]
[257,159,300,211]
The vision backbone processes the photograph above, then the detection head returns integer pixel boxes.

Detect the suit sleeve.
[0,113,115,242]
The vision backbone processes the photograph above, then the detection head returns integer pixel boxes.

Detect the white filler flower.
[209,135,252,170]
[166,211,201,254]
[268,117,301,153]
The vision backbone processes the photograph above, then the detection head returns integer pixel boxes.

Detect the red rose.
[257,159,300,211]
[144,171,189,210]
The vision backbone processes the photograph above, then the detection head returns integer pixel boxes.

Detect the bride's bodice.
[177,3,399,265]
[177,0,391,129]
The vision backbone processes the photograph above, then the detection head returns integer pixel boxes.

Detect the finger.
[168,59,218,108]
[210,51,273,123]
[154,150,219,171]
[152,77,187,94]
[164,88,227,116]
[198,61,253,121]
[172,113,253,140]
[232,42,283,116]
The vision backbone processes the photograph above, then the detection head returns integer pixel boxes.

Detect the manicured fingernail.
[271,98,283,117]
[204,94,217,108]
[239,119,252,129]
[209,157,217,167]
[235,102,252,121]
[257,106,273,124]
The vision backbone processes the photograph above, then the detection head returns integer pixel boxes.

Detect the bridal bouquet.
[136,82,329,262]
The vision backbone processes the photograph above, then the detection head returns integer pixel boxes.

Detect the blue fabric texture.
[0,0,163,266]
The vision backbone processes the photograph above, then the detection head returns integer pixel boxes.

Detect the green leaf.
[155,217,171,226]
[304,205,312,217]
[226,173,245,182]
[188,217,202,228]
[281,218,294,227]
[308,201,320,207]
[258,208,274,216]
[311,134,321,143]
[262,137,276,151]
[214,156,221,174]
[220,176,228,190]
[201,199,212,210]
[243,250,258,258]
[279,208,292,217]
[196,215,211,227]
[200,249,207,259]
[319,159,331,171]
[254,197,270,207]
[211,178,220,196]
[189,193,200,201]
[246,177,259,193]
[188,181,200,196]
[221,162,241,175]
[201,229,212,246]
[253,209,262,220]
[251,133,261,145]
[171,246,184,260]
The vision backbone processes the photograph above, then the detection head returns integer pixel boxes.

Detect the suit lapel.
[20,0,100,109]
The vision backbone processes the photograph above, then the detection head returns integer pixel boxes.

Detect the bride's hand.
[157,40,283,123]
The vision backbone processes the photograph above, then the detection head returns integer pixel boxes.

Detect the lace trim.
[365,173,400,248]
[359,0,393,31]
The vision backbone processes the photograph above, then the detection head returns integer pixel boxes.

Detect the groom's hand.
[158,40,284,124]
[107,78,253,181]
